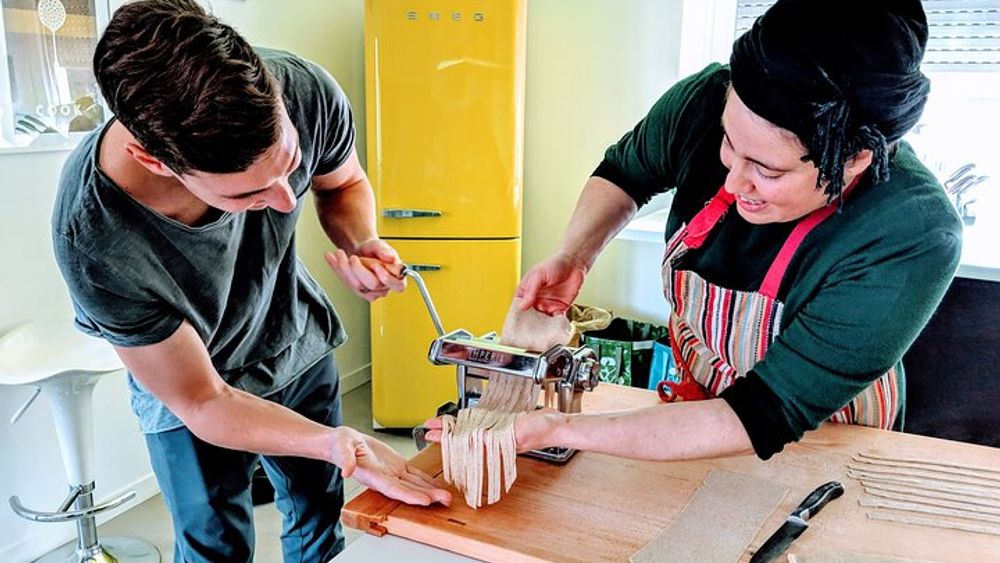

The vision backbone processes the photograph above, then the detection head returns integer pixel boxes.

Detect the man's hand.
[515,254,588,316]
[324,239,406,302]
[422,410,566,454]
[330,427,451,506]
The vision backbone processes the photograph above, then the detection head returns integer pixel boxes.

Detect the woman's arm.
[425,399,754,462]
[519,399,754,461]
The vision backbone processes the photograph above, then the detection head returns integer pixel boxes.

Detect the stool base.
[33,536,160,563]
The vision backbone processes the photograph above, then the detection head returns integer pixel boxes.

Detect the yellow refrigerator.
[365,0,527,427]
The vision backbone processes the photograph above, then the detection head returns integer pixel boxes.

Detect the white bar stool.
[0,319,159,563]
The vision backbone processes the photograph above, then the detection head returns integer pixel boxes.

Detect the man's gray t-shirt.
[51,49,352,433]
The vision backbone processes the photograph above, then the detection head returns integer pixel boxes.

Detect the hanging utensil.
[954,175,989,198]
[953,175,988,227]
[944,162,976,191]
[960,198,977,227]
[37,0,67,63]
[37,0,71,105]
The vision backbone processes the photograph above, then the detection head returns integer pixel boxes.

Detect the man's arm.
[311,148,377,254]
[311,148,404,300]
[116,320,450,505]
[115,321,340,459]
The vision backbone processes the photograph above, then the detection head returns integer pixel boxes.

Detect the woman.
[431,0,961,461]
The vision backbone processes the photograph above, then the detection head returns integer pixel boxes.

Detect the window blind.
[734,0,1000,72]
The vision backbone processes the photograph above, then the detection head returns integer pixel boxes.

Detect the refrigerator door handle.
[382,208,443,219]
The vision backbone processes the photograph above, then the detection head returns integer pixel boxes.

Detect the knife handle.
[791,481,844,521]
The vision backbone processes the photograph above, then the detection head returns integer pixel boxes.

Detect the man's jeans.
[146,355,345,563]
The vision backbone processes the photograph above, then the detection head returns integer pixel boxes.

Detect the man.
[52,1,450,561]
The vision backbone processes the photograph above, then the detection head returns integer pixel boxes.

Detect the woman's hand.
[324,239,406,302]
[422,409,567,453]
[515,254,588,316]
[329,427,451,506]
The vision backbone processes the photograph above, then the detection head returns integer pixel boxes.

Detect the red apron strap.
[758,207,836,299]
[682,187,734,249]
[758,177,862,300]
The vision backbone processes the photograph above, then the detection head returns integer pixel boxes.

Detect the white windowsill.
[616,207,1000,283]
[617,207,671,245]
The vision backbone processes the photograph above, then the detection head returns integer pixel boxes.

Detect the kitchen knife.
[748,481,845,563]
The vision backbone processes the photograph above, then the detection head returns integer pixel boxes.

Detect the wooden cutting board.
[343,385,1000,562]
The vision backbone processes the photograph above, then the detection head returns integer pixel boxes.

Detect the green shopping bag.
[581,318,669,388]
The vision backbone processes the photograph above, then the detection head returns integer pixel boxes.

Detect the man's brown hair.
[94,0,281,174]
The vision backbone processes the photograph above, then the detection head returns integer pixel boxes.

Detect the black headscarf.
[730,0,931,202]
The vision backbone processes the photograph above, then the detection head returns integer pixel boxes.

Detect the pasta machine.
[403,266,600,463]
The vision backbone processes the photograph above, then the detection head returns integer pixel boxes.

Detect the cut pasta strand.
[856,452,1000,478]
[861,481,1000,510]
[867,512,1000,536]
[440,373,540,509]
[860,497,1000,524]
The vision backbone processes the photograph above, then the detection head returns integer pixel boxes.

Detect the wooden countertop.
[344,384,1000,562]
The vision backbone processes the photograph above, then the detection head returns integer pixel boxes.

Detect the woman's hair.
[94,0,281,175]
[730,0,930,201]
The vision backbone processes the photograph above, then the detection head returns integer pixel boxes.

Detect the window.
[0,0,110,152]
[735,1,1000,72]
[734,0,1000,276]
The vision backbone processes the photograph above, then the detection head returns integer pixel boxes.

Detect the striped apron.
[660,186,899,429]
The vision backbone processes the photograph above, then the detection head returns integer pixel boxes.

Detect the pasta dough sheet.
[499,297,573,352]
[630,469,788,563]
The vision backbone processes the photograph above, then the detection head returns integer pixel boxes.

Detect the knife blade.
[748,481,845,563]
